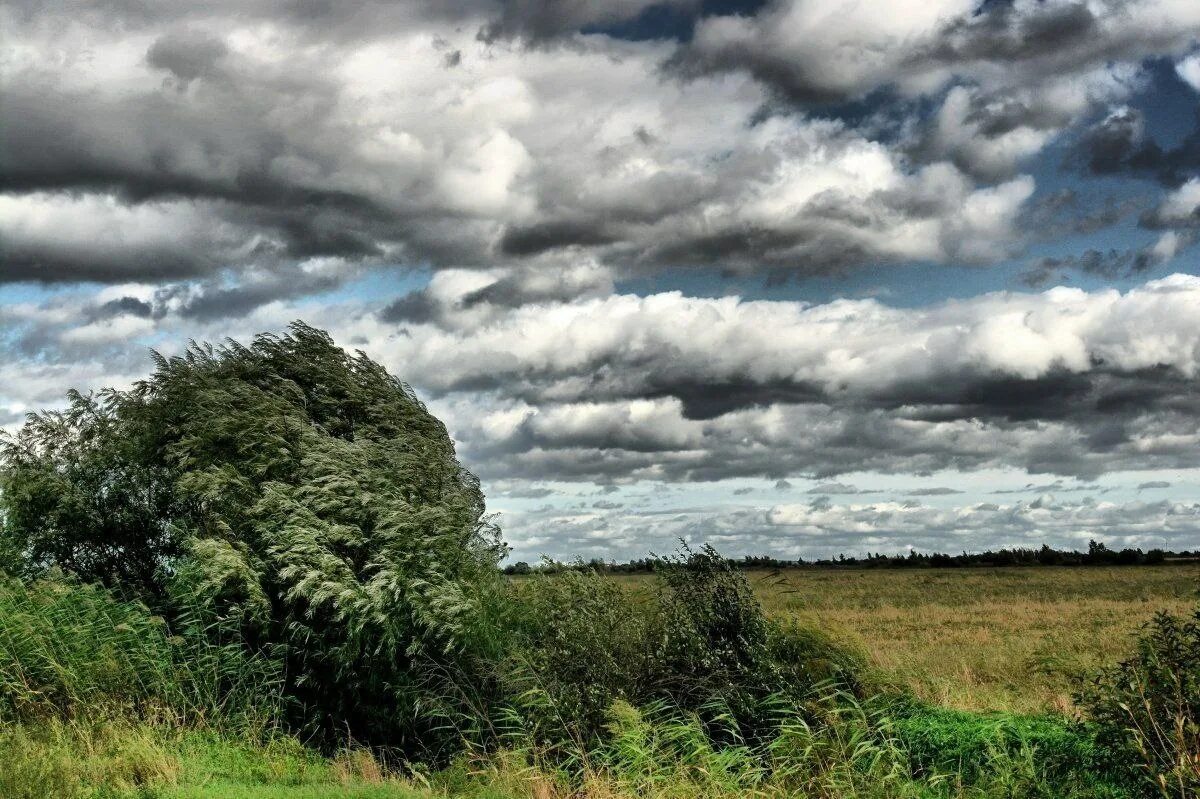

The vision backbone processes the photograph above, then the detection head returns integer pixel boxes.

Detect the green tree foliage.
[0,323,506,753]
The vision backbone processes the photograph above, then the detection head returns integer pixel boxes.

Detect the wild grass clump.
[0,717,179,799]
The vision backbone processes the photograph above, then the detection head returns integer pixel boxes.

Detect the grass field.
[746,564,1199,713]
[612,564,1200,713]
[5,564,1197,797]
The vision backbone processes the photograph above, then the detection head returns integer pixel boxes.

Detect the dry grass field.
[617,564,1200,714]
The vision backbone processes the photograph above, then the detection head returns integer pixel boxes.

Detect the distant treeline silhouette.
[504,540,1200,575]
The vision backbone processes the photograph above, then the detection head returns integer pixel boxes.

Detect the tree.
[0,323,507,753]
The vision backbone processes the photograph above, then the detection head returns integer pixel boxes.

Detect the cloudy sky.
[3,0,1200,561]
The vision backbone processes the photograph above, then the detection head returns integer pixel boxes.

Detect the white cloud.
[1154,178,1200,223]
[1177,53,1200,92]
[499,492,1200,561]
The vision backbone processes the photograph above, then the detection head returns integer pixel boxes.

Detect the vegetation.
[678,566,1200,713]
[504,541,1198,576]
[1078,608,1200,795]
[0,323,1196,797]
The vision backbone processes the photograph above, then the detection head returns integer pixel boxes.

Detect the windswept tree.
[0,323,507,752]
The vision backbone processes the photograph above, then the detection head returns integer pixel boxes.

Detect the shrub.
[654,544,772,705]
[1078,608,1200,797]
[501,545,869,755]
[503,567,659,745]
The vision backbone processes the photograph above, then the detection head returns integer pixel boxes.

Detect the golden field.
[617,564,1200,714]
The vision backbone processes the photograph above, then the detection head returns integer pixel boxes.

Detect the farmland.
[745,565,1198,713]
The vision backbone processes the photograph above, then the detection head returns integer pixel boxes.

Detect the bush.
[654,544,772,704]
[1078,608,1200,797]
[503,567,659,745]
[501,545,868,754]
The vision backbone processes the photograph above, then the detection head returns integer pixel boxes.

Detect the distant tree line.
[503,540,1199,575]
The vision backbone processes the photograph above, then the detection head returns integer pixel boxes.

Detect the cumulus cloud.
[675,0,1198,104]
[3,0,1156,295]
[499,494,1200,561]
[1177,53,1200,93]
[6,268,1200,485]
[3,0,1200,559]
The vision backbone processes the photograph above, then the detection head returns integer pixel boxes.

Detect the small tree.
[0,323,507,754]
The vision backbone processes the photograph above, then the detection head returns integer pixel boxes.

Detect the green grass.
[0,720,434,799]
[161,786,424,798]
[4,567,1194,798]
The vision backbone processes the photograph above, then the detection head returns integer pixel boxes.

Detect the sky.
[3,0,1200,562]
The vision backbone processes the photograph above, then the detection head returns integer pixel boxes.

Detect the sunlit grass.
[615,564,1200,713]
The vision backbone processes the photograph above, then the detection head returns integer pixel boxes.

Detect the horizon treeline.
[505,540,1199,575]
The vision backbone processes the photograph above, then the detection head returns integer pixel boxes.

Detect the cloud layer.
[3,0,1200,558]
[6,0,1200,305]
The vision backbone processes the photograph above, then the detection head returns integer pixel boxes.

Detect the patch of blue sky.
[305,264,432,309]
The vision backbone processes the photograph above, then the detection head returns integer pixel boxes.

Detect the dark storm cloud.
[499,220,618,256]
[0,235,218,284]
[648,377,826,420]
[1071,107,1200,187]
[1018,242,1181,287]
[919,1,1100,68]
[145,30,229,82]
[96,297,154,319]
[379,291,441,325]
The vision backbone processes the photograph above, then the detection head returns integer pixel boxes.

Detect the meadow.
[742,565,1200,714]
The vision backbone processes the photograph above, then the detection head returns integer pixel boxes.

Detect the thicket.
[0,323,1195,798]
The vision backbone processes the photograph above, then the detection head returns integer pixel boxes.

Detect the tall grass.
[0,567,1180,798]
[446,690,1133,799]
[0,575,283,729]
